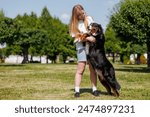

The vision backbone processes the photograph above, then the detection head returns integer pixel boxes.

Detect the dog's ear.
[88,23,93,30]
[97,24,103,33]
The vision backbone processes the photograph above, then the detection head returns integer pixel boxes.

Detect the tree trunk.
[40,56,41,63]
[30,55,33,62]
[22,47,29,64]
[136,53,141,65]
[46,55,49,64]
[120,53,124,63]
[147,43,150,68]
[112,52,115,63]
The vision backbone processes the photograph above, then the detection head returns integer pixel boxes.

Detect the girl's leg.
[74,62,86,97]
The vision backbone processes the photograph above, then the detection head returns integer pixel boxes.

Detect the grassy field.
[0,63,150,100]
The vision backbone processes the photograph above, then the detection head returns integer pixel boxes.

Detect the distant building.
[5,55,51,64]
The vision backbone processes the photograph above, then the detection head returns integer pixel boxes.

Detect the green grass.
[0,63,150,100]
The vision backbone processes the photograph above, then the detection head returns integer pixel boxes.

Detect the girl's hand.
[86,36,96,42]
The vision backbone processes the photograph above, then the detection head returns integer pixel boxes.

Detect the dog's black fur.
[87,23,121,97]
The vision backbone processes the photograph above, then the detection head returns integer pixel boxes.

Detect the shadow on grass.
[115,65,150,73]
[71,88,110,96]
[80,88,92,94]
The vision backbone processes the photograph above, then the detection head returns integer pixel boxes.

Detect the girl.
[69,4,99,97]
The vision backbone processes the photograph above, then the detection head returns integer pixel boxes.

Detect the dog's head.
[88,23,103,36]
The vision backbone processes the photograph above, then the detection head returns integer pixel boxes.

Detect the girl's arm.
[86,36,96,42]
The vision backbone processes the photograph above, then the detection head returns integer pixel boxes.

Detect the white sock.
[75,87,80,93]
[92,86,97,92]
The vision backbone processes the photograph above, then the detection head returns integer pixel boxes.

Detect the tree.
[0,10,5,62]
[38,7,57,63]
[105,26,122,63]
[0,8,75,64]
[52,18,75,63]
[0,10,5,18]
[105,24,146,64]
[39,7,75,63]
[0,17,19,44]
[14,13,34,63]
[14,13,47,63]
[110,0,150,67]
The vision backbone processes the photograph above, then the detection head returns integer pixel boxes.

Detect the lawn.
[0,63,150,100]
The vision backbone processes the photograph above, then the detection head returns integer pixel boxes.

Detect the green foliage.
[110,0,150,67]
[105,24,146,64]
[38,7,74,63]
[0,7,74,64]
[0,17,19,44]
[131,44,147,54]
[111,0,150,43]
[105,26,122,53]
[0,10,5,18]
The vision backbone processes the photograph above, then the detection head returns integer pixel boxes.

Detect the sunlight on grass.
[0,63,150,100]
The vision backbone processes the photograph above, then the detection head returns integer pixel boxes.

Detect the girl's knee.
[77,69,85,75]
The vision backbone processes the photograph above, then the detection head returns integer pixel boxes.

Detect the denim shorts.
[77,48,87,62]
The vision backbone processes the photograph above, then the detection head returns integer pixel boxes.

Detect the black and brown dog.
[87,23,121,97]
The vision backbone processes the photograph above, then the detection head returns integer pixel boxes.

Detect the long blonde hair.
[69,4,88,36]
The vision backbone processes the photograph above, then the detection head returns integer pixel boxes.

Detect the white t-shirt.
[72,16,94,50]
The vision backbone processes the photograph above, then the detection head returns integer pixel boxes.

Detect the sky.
[0,0,121,30]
